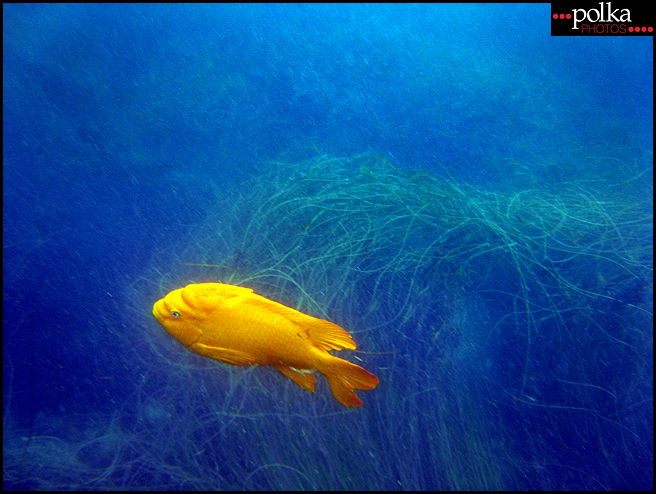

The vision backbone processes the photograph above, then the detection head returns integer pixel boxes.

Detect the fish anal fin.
[191,342,257,366]
[275,365,316,392]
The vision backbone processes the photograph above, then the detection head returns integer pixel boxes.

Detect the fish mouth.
[152,299,165,322]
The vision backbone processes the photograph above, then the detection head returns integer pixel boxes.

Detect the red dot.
[641,27,647,32]
[553,13,558,19]
[560,14,565,19]
[628,26,634,32]
[649,27,653,32]
[566,14,571,19]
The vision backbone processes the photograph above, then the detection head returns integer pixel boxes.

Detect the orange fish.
[153,283,379,407]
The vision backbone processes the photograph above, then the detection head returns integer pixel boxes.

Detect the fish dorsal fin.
[244,295,357,352]
[305,318,357,352]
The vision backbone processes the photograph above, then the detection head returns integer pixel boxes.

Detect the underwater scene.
[3,4,652,490]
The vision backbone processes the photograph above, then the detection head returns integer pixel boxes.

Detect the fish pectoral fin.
[275,365,316,392]
[190,343,257,366]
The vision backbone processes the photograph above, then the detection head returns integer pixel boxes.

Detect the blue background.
[3,4,652,490]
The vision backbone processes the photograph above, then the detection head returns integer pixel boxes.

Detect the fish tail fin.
[322,356,379,407]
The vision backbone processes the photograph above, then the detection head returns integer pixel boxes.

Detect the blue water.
[3,4,652,490]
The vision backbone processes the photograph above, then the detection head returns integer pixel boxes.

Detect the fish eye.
[170,310,180,318]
